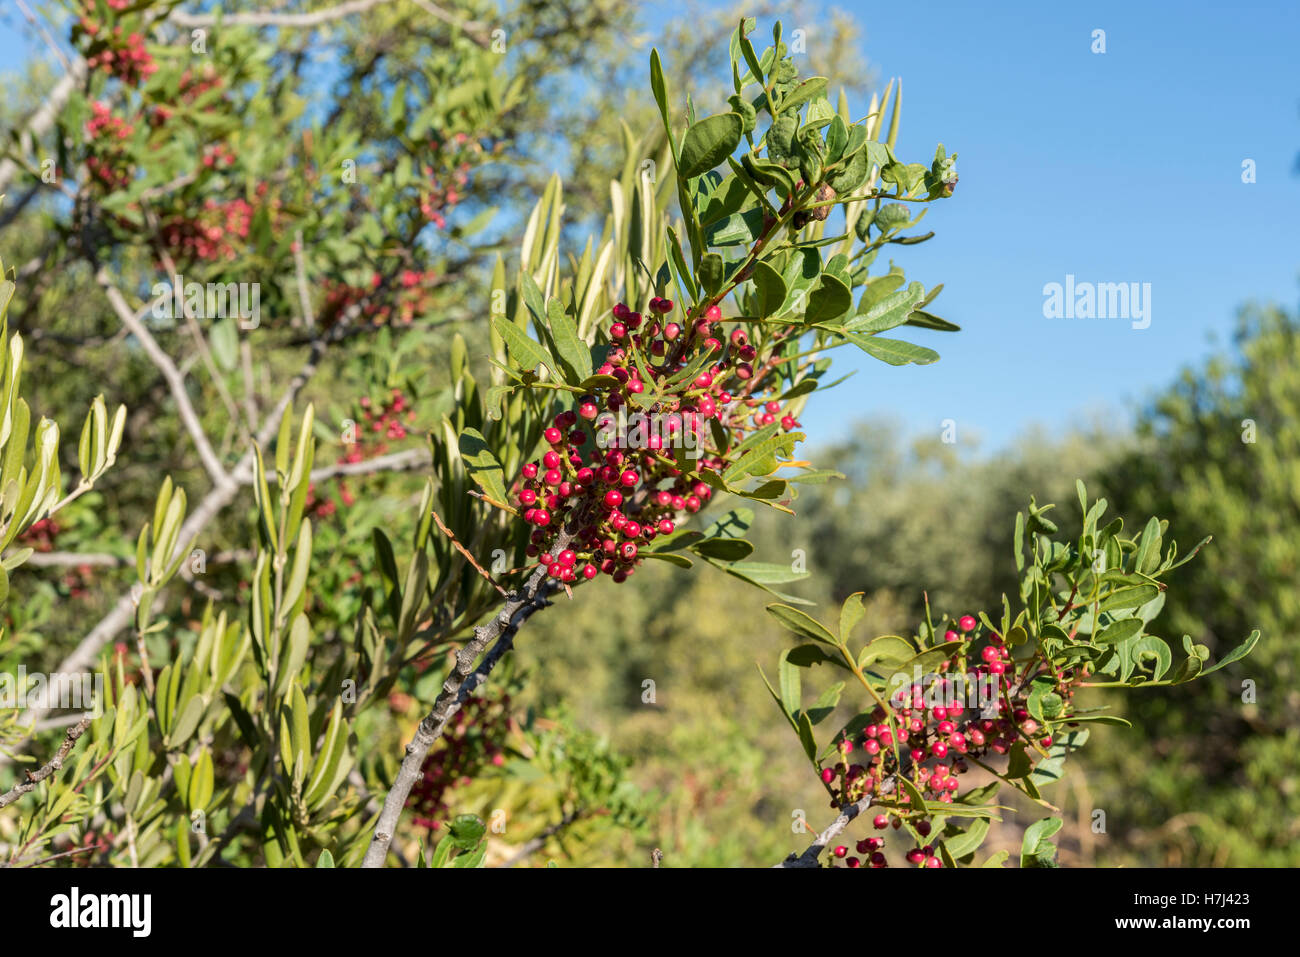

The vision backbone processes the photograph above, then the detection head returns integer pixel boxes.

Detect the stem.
[361,534,569,868]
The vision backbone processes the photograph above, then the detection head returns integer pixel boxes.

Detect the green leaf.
[457,428,508,506]
[839,592,865,643]
[807,681,844,725]
[846,281,925,334]
[803,275,852,324]
[1060,713,1132,726]
[1098,584,1159,613]
[447,814,487,850]
[777,76,828,115]
[766,603,837,645]
[649,49,675,158]
[699,253,725,295]
[857,635,914,669]
[904,310,961,332]
[777,649,802,717]
[750,261,787,317]
[1130,635,1173,681]
[1096,617,1143,645]
[641,551,693,568]
[1198,630,1259,676]
[844,332,940,366]
[690,537,753,561]
[490,315,557,379]
[720,560,807,585]
[545,298,592,383]
[1020,817,1062,868]
[209,318,238,371]
[1133,516,1163,575]
[679,112,744,178]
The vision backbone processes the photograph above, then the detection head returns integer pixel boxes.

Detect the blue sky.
[769,0,1300,451]
[4,1,1298,454]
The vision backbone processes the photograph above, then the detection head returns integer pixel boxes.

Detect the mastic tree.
[0,7,1260,869]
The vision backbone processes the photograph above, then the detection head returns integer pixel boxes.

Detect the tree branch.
[95,267,234,491]
[361,541,567,868]
[172,0,393,27]
[0,718,90,810]
[774,759,910,868]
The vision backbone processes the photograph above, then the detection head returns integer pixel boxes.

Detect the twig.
[1,843,98,868]
[172,0,393,28]
[14,0,73,75]
[305,448,431,482]
[170,0,492,48]
[497,808,582,867]
[293,229,316,332]
[0,718,91,809]
[429,507,508,597]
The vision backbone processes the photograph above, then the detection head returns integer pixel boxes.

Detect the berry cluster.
[821,615,1069,867]
[84,102,135,191]
[156,194,255,264]
[418,132,482,228]
[74,9,157,87]
[201,143,236,170]
[513,298,803,584]
[319,269,440,328]
[405,691,511,832]
[304,389,419,520]
[18,517,61,553]
[150,66,226,129]
[14,518,97,600]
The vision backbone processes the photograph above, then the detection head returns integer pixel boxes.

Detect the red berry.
[604,490,623,509]
[873,814,888,830]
